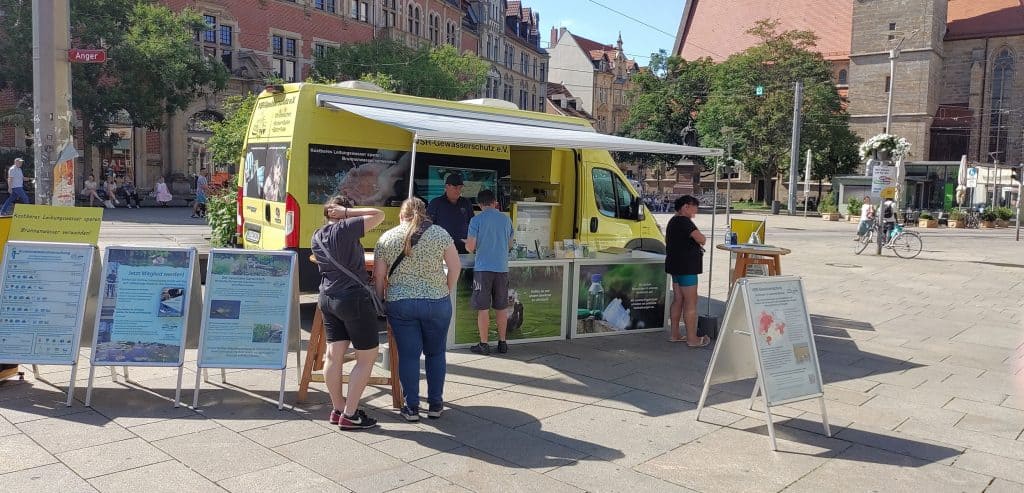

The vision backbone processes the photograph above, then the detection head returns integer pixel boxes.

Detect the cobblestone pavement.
[1,208,1022,492]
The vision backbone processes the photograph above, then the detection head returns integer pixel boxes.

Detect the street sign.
[966,167,978,188]
[68,49,107,63]
[755,85,764,96]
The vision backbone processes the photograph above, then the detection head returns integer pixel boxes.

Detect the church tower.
[847,0,948,162]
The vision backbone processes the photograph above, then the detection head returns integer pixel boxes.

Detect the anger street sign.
[68,49,107,63]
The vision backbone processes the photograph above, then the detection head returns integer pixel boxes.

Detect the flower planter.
[995,219,1008,228]
[821,213,840,221]
[981,220,995,229]
[948,220,965,229]
[848,215,860,223]
[918,219,938,228]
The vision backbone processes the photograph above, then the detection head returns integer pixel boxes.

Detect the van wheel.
[625,239,665,254]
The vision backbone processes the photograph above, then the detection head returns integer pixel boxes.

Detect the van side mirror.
[630,196,644,221]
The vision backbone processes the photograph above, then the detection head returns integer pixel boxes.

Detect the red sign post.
[68,49,107,63]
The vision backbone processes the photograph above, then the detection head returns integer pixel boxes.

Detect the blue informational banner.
[0,242,94,365]
[197,249,296,370]
[91,247,196,366]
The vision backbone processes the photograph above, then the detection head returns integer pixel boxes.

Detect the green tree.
[312,39,488,100]
[619,51,715,167]
[696,19,858,203]
[205,94,256,167]
[0,0,228,146]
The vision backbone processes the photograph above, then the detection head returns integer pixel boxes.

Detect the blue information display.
[0,242,94,365]
[91,247,196,366]
[197,250,296,369]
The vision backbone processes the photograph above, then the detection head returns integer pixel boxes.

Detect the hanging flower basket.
[858,133,911,161]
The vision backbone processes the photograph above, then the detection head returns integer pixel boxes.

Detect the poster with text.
[198,250,295,369]
[453,264,566,345]
[308,144,411,206]
[575,262,667,336]
[744,278,822,405]
[92,247,195,366]
[0,242,93,365]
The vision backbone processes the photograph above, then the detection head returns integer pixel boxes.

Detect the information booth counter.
[447,250,669,349]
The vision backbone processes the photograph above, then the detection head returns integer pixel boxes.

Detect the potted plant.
[859,133,912,161]
[994,207,1014,228]
[948,209,965,228]
[918,212,938,228]
[980,210,997,228]
[819,192,839,221]
[847,196,863,222]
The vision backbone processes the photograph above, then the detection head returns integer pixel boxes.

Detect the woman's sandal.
[687,335,711,348]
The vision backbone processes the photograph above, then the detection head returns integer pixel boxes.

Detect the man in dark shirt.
[427,173,474,253]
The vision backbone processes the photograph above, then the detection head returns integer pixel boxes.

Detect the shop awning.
[318,95,723,157]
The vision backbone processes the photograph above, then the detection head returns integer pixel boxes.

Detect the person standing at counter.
[465,189,514,355]
[665,195,709,347]
[374,198,462,421]
[311,195,386,430]
[427,173,473,254]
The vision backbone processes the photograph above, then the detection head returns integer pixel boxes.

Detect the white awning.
[319,96,723,157]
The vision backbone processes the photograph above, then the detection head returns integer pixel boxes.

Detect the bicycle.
[963,209,980,229]
[854,223,922,258]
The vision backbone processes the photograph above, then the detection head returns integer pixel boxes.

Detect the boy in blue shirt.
[465,189,514,354]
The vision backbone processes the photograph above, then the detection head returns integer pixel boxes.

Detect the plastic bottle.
[725,225,733,245]
[587,274,606,312]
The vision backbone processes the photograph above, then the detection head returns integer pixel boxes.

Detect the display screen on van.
[308,144,410,206]
[243,143,290,202]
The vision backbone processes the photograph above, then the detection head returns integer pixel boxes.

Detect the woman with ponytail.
[374,198,461,422]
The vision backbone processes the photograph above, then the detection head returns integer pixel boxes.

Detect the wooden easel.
[297,254,402,409]
[0,365,22,381]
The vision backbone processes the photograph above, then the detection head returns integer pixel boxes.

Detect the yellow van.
[237,82,721,290]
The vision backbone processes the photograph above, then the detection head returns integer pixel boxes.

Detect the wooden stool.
[296,306,403,409]
[717,245,791,293]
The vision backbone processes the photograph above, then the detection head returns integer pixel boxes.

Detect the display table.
[715,244,791,291]
[449,256,572,348]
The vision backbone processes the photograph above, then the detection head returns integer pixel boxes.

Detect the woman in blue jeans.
[374,198,461,421]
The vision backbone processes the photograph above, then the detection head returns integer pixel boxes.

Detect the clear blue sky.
[528,0,687,66]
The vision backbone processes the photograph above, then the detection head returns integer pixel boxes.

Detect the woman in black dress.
[664,195,708,346]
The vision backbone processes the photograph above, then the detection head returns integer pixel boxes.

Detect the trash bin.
[771,200,781,215]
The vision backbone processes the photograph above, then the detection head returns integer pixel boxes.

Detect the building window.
[219,25,232,46]
[888,22,896,40]
[351,1,368,21]
[407,5,421,35]
[989,48,1014,160]
[486,36,492,61]
[838,69,848,85]
[540,62,546,82]
[446,20,457,46]
[428,13,440,45]
[884,75,890,93]
[314,0,335,13]
[520,53,527,73]
[314,43,326,59]
[383,0,398,27]
[272,34,299,82]
[504,43,513,68]
[202,15,216,43]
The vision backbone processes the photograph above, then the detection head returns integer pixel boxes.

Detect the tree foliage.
[205,94,256,166]
[0,0,228,144]
[312,39,488,100]
[618,50,715,168]
[696,20,859,201]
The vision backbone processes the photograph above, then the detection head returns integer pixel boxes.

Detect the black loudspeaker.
[697,315,719,340]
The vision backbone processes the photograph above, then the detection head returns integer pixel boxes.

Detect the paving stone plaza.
[1,208,1022,492]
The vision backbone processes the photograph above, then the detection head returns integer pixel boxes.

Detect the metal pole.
[32,0,73,206]
[722,127,735,227]
[1016,174,1022,241]
[993,160,1000,208]
[705,157,719,318]
[885,48,898,133]
[787,81,803,215]
[803,149,812,218]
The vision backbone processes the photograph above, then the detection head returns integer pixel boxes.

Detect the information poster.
[574,262,667,337]
[91,247,195,366]
[514,203,554,251]
[9,204,102,245]
[197,250,295,369]
[745,279,822,404]
[0,242,93,365]
[452,263,567,345]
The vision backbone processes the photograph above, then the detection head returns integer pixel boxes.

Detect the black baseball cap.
[445,173,464,186]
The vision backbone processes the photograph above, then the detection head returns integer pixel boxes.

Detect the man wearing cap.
[427,173,474,253]
[1,158,29,216]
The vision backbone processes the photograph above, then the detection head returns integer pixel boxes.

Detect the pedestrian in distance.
[121,179,141,208]
[465,189,514,355]
[192,169,209,218]
[374,198,461,422]
[81,174,103,207]
[311,195,386,430]
[103,176,121,208]
[665,195,708,347]
[427,173,474,254]
[855,195,874,240]
[153,176,173,206]
[1,158,29,216]
[881,196,897,240]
